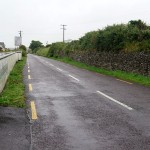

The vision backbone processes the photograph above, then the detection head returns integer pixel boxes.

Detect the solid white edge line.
[97,91,133,110]
[69,75,80,81]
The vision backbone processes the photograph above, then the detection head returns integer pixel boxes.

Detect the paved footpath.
[26,54,150,150]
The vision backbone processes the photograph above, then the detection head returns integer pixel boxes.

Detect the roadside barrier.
[0,51,22,93]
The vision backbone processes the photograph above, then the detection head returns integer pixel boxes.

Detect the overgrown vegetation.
[0,57,26,107]
[36,47,50,57]
[31,20,150,86]
[33,20,150,56]
[46,20,150,54]
[19,45,27,57]
[29,40,44,53]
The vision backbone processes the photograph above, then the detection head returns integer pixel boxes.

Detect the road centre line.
[29,84,33,91]
[69,74,80,82]
[31,101,38,120]
[116,79,132,85]
[56,67,63,71]
[28,69,30,73]
[97,91,133,110]
[49,64,54,66]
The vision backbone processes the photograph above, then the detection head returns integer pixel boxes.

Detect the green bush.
[32,20,150,56]
[36,47,49,57]
[19,45,27,57]
[29,40,43,53]
[48,42,66,57]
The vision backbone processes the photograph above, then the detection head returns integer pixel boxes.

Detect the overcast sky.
[0,0,150,48]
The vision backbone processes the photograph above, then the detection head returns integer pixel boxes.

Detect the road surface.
[26,54,150,150]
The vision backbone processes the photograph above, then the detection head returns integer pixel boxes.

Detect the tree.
[128,20,147,30]
[19,45,26,51]
[19,45,27,57]
[29,40,43,53]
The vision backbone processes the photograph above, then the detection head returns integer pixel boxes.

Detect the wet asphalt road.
[0,107,30,150]
[26,54,150,150]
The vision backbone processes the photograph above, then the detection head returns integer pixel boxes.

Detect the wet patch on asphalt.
[0,106,30,150]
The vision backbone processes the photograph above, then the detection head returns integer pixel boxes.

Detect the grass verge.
[0,57,26,107]
[51,57,150,87]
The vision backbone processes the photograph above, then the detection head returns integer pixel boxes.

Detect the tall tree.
[29,40,43,53]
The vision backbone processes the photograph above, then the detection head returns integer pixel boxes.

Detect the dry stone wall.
[59,50,150,76]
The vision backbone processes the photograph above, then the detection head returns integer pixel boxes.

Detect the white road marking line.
[56,68,63,71]
[49,64,54,66]
[96,91,133,110]
[69,75,80,82]
[116,79,133,85]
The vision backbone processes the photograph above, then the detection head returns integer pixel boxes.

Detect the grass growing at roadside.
[0,57,26,107]
[51,57,150,87]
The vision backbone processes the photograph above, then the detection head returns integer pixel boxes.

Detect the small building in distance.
[0,42,5,51]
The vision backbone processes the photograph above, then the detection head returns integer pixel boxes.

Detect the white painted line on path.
[97,91,133,110]
[69,75,80,82]
[56,68,63,72]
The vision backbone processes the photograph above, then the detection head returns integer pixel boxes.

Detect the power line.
[61,25,67,42]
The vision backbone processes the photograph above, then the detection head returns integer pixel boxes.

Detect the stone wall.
[59,50,150,76]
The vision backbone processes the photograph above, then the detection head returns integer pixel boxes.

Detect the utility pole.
[61,25,67,43]
[18,30,23,46]
[18,30,23,37]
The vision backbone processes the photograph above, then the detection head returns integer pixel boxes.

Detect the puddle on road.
[53,100,99,150]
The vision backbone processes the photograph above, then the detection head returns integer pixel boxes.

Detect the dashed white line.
[69,75,80,82]
[49,64,54,66]
[56,68,63,72]
[97,91,133,110]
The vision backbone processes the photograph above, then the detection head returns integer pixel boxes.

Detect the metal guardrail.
[0,51,22,93]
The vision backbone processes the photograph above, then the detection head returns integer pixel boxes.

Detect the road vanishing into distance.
[26,54,150,150]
